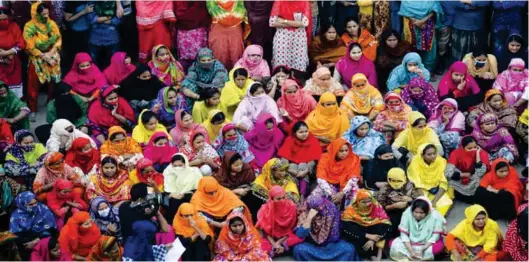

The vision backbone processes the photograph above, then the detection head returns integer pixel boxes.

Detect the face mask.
[106,100,118,106]
[98,207,111,217]
[226,136,238,141]
[22,145,35,152]
[172,166,184,171]
[474,60,487,68]
[25,204,37,213]
[389,105,403,112]
[79,224,91,233]
[200,61,214,70]
[159,57,170,64]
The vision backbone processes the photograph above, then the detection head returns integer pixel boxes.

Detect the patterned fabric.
[503,204,528,261]
[85,158,131,203]
[340,74,384,118]
[206,0,247,27]
[9,191,56,234]
[87,235,123,261]
[270,15,310,72]
[0,83,30,129]
[148,45,185,88]
[403,16,435,51]
[342,189,391,227]
[213,123,255,163]
[297,195,341,245]
[467,89,518,130]
[180,131,221,167]
[177,27,208,61]
[342,116,386,159]
[492,58,529,105]
[5,130,47,178]
[373,92,412,133]
[33,152,77,195]
[471,113,518,162]
[401,77,439,119]
[88,197,122,241]
[252,158,299,202]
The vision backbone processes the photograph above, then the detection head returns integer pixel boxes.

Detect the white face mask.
[98,207,111,217]
[173,166,185,171]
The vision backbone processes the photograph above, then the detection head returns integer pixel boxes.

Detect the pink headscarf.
[63,53,108,96]
[233,83,282,129]
[438,61,480,98]
[169,110,209,146]
[428,98,465,133]
[103,52,136,85]
[277,79,317,122]
[244,113,285,168]
[335,42,378,88]
[143,131,178,165]
[234,45,271,78]
[492,58,529,105]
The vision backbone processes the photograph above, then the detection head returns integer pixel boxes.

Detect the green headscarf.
[398,197,446,244]
[0,82,30,130]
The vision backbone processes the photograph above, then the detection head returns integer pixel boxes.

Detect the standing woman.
[376,29,413,93]
[0,6,25,98]
[244,2,275,62]
[173,1,210,70]
[334,42,378,89]
[135,1,175,63]
[62,2,92,69]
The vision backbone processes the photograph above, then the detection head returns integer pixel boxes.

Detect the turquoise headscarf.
[386,52,431,91]
[398,197,446,244]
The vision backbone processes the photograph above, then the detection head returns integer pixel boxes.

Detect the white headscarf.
[163,153,203,194]
[45,119,96,152]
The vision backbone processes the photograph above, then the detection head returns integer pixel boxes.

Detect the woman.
[33,152,79,202]
[305,92,350,146]
[401,77,439,119]
[340,73,384,120]
[88,197,122,242]
[471,113,518,162]
[277,79,317,123]
[135,1,174,63]
[4,130,47,188]
[174,1,210,69]
[373,92,412,143]
[446,136,490,202]
[341,17,378,60]
[122,220,170,261]
[63,52,108,104]
[364,144,403,190]
[302,66,345,97]
[389,197,446,261]
[30,234,72,261]
[491,2,526,58]
[341,189,391,260]
[235,45,271,81]
[85,156,132,203]
[334,42,378,88]
[387,52,431,92]
[245,113,284,168]
[152,87,185,128]
[475,159,523,221]
[252,158,299,203]
[88,85,135,144]
[104,52,136,85]
[128,158,164,192]
[203,110,230,144]
[99,126,143,170]
[408,144,453,216]
[144,132,178,172]
[213,123,255,164]
[462,49,498,92]
[266,65,293,100]
[45,119,95,153]
[0,82,30,130]
[219,67,253,120]
[428,98,466,155]
[342,116,385,161]
[65,137,99,181]
[493,58,528,106]
[172,203,213,261]
[87,235,123,261]
[118,64,165,114]
[270,0,311,72]
[309,23,347,68]
[244,2,274,63]
[438,62,482,112]
[498,32,528,72]
[214,212,271,261]
[132,110,171,147]
[59,211,101,260]
[503,204,528,261]
[445,205,503,261]
[0,6,24,98]
[192,88,223,124]
[180,131,221,176]
[213,152,255,201]
[44,83,88,137]
[468,89,518,131]
[233,82,281,131]
[169,110,209,146]
[47,179,88,226]
[376,29,413,92]
[148,45,185,88]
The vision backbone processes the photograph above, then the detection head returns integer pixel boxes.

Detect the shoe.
[29,112,36,122]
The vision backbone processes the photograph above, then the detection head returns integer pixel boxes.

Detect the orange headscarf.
[342,189,391,227]
[316,138,361,190]
[59,211,102,257]
[172,203,214,238]
[216,212,261,255]
[305,92,350,141]
[480,158,524,208]
[87,235,123,261]
[341,73,384,116]
[100,126,142,156]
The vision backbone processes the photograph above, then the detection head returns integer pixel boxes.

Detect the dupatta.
[305,92,350,141]
[104,52,136,85]
[428,98,466,133]
[256,186,297,238]
[244,113,284,167]
[438,62,480,98]
[398,197,446,244]
[316,139,361,190]
[277,79,317,122]
[479,159,524,208]
[63,53,108,96]
[342,189,391,227]
[407,143,448,191]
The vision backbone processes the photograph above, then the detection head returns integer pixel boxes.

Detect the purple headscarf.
[428,98,465,133]
[298,195,341,245]
[471,113,518,158]
[401,77,439,118]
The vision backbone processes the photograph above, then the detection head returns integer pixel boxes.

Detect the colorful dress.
[467,89,518,130]
[0,8,25,98]
[427,98,466,155]
[471,113,518,162]
[342,116,386,159]
[386,52,431,92]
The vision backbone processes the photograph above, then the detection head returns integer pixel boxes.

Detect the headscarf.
[5,129,47,169]
[170,109,209,145]
[303,67,345,96]
[46,179,88,217]
[364,145,403,189]
[9,191,56,234]
[206,0,247,27]
[180,130,221,166]
[480,159,524,208]
[244,113,285,167]
[342,116,386,158]
[51,82,85,126]
[407,143,448,191]
[256,186,297,238]
[253,158,299,202]
[214,151,255,189]
[277,122,322,164]
[233,83,282,127]
[428,98,466,132]
[448,136,490,174]
[305,92,350,141]
[471,113,518,158]
[59,211,102,256]
[398,197,446,244]
[270,0,312,44]
[131,158,164,190]
[335,42,378,88]
[148,45,185,87]
[122,220,157,261]
[46,119,95,153]
[341,28,378,61]
[88,85,136,129]
[503,204,528,261]
[342,189,391,227]
[183,48,229,91]
[401,77,439,118]
[162,153,203,194]
[317,138,361,190]
[387,52,431,91]
[202,109,230,143]
[394,111,441,155]
[213,123,255,163]
[277,79,317,122]
[215,212,262,258]
[342,73,384,116]
[172,203,213,238]
[472,89,518,129]
[520,109,529,126]
[387,167,407,190]
[154,87,186,126]
[376,92,412,126]
[118,64,164,102]
[104,52,136,85]
[449,205,502,253]
[296,195,341,245]
[87,236,123,261]
[63,53,108,96]
[132,109,171,145]
[100,126,143,156]
[234,45,270,78]
[88,197,121,237]
[463,52,498,78]
[65,137,100,174]
[493,58,529,99]
[33,152,76,194]
[143,132,178,165]
[30,236,72,261]
[88,156,131,203]
[498,32,528,72]
[0,82,29,129]
[438,61,481,98]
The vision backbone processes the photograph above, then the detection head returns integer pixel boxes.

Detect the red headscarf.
[59,211,101,257]
[256,186,298,238]
[480,158,524,208]
[65,137,100,174]
[438,61,480,98]
[47,179,88,217]
[63,53,108,96]
[103,52,136,85]
[135,158,164,188]
[448,136,490,174]
[276,79,317,122]
[270,0,312,44]
[317,138,361,190]
[143,131,178,165]
[277,121,322,163]
[0,6,25,86]
[88,85,136,129]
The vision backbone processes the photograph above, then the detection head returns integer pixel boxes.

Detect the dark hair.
[412,118,426,127]
[229,153,243,166]
[130,183,148,201]
[154,135,168,144]
[48,230,59,250]
[507,34,525,47]
[422,144,437,155]
[101,156,118,166]
[348,42,363,52]
[249,82,264,95]
[141,111,157,125]
[344,16,361,32]
[171,154,186,163]
[36,3,48,14]
[155,46,168,57]
[0,82,7,91]
[199,88,221,103]
[291,121,308,136]
[110,131,126,141]
[380,29,401,44]
[472,47,488,58]
[229,216,245,230]
[104,89,118,99]
[17,133,34,143]
[165,87,178,96]
[476,210,487,218]
[518,206,528,242]
[461,136,477,148]
[54,82,73,96]
[319,23,336,39]
[411,199,430,214]
[180,110,191,120]
[233,68,249,78]
[272,65,291,76]
[495,161,509,171]
[192,132,205,143]
[211,112,226,124]
[265,118,274,126]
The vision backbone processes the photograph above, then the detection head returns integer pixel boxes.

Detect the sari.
[302,67,345,96]
[132,109,171,146]
[252,158,299,202]
[468,89,518,130]
[33,152,78,199]
[163,153,202,194]
[87,85,135,137]
[277,79,317,123]
[169,109,209,145]
[492,58,529,105]
[305,92,350,142]
[9,191,56,236]
[143,132,178,168]
[438,61,481,99]
[58,211,102,257]
[99,126,143,166]
[340,73,384,118]
[103,52,136,85]
[219,67,253,120]
[65,137,99,175]
[373,92,412,133]
[214,151,255,190]
[428,98,466,153]
[202,109,230,143]
[212,123,255,163]
[232,83,282,130]
[148,44,185,88]
[309,34,347,66]
[87,236,123,261]
[387,52,431,91]
[0,7,24,97]
[245,113,284,168]
[234,45,271,78]
[88,197,122,241]
[335,42,378,88]
[63,52,108,97]
[341,29,378,61]
[46,119,95,153]
[85,156,131,203]
[342,116,386,159]
[471,113,518,162]
[401,76,439,119]
[128,158,164,192]
[0,83,30,130]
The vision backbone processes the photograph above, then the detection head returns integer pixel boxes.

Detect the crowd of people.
[0,0,528,261]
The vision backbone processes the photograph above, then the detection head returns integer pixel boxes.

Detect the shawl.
[277,79,317,122]
[407,143,448,191]
[5,129,47,167]
[0,83,29,129]
[9,191,56,234]
[335,42,378,88]
[428,98,466,133]
[88,157,131,203]
[341,28,378,61]
[214,151,255,189]
[0,12,24,86]
[471,113,518,157]
[192,99,223,125]
[59,211,102,256]
[100,126,143,156]
[471,89,518,129]
[234,45,271,78]
[63,52,108,96]
[180,130,221,165]
[438,62,481,98]
[154,87,184,126]
[449,205,501,253]
[132,109,171,145]
[342,189,391,227]
[277,123,322,164]
[376,29,412,67]
[233,84,282,127]
[297,195,341,245]
[387,52,431,91]
[104,52,136,85]
[202,109,230,143]
[503,204,528,261]
[317,138,361,190]
[253,158,300,201]
[163,153,202,194]
[33,152,77,194]
[174,1,211,30]
[341,73,384,116]
[212,123,255,163]
[135,1,175,28]
[303,67,345,96]
[493,58,529,97]
[480,159,524,208]
[448,136,490,173]
[462,53,498,78]
[30,237,72,261]
[182,48,229,93]
[398,197,446,244]
[118,64,164,102]
[88,85,135,129]
[393,112,442,155]
[148,45,185,88]
[364,144,403,189]
[88,197,121,237]
[520,109,529,126]
[0,119,13,143]
[219,67,253,120]
[498,32,528,72]
[130,158,164,190]
[143,132,178,165]
[46,119,95,153]
[215,212,262,259]
[374,92,412,128]
[172,203,213,238]
[305,92,350,141]
[122,221,157,261]
[206,0,247,27]
[343,116,386,159]
[256,186,298,238]
[270,0,312,44]
[87,235,123,261]
[65,137,100,174]
[244,113,285,167]
[401,77,439,118]
[309,34,347,65]
[170,109,209,145]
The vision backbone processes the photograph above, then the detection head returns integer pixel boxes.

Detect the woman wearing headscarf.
[59,211,101,260]
[133,110,171,147]
[302,67,345,97]
[387,52,431,92]
[87,235,123,261]
[233,82,282,131]
[265,65,292,100]
[118,64,165,114]
[401,77,439,119]
[30,234,72,261]
[309,23,347,69]
[277,79,317,123]
[122,220,170,261]
[0,6,25,98]
[467,89,518,132]
[202,110,230,144]
[99,126,143,170]
[172,203,214,261]
[252,158,299,203]
[373,92,412,144]
[65,137,100,183]
[334,42,378,89]
[0,82,30,130]
[213,152,255,203]
[342,116,386,161]
[213,123,255,164]
[493,58,529,107]
[44,83,87,135]
[376,29,413,93]
[180,131,221,176]
[462,49,499,92]
[389,197,446,261]
[235,45,271,81]
[341,16,378,61]
[144,132,178,172]
[168,110,208,147]
[88,196,122,242]
[305,92,350,146]
[4,130,47,189]
[502,204,528,261]
[192,88,223,124]
[33,152,79,202]
[128,158,164,192]
[341,189,392,260]
[0,167,22,214]
[135,1,174,63]
[103,52,135,85]
[45,119,95,153]
[148,45,185,88]
[244,2,274,62]
[149,87,183,129]
[497,32,528,73]
[245,113,284,169]
[219,67,253,119]
[174,1,210,70]
[85,156,132,203]
[341,73,384,120]
[472,113,518,162]
[428,98,466,155]
[47,179,88,226]
[63,52,108,104]
[364,144,404,190]
[438,62,482,112]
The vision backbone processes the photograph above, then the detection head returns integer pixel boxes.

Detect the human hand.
[331,192,344,204]
[5,118,16,125]
[394,201,409,209]
[170,193,183,199]
[457,80,466,91]
[83,4,94,14]
[363,240,375,251]
[116,4,124,18]
[189,218,197,228]
[461,172,471,178]
[23,238,40,249]
[307,209,319,220]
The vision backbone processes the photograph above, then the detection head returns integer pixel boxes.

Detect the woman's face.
[230,159,243,174]
[352,79,366,89]
[172,160,184,168]
[192,135,205,151]
[272,167,287,180]
[81,144,92,153]
[102,162,117,178]
[412,207,427,221]
[451,72,465,83]
[20,136,35,147]
[285,85,298,95]
[59,188,72,195]
[248,53,262,62]
[508,40,522,53]
[422,147,437,164]
[141,166,155,175]
[409,86,423,96]
[230,219,245,235]
[511,66,524,73]
[349,46,363,61]
[50,243,61,258]
[355,123,369,137]
[387,98,400,106]
[112,133,126,143]
[207,93,221,107]
[224,129,237,140]
[234,75,247,88]
[273,195,286,201]
[488,94,503,110]
[464,141,478,152]
[345,20,359,37]
[145,117,158,131]
[322,101,337,107]
[406,62,419,72]
[496,165,510,178]
[337,144,349,160]
[251,87,266,97]
[413,119,427,129]
[481,120,497,133]
[265,119,274,130]
[275,72,288,85]
[156,47,170,63]
[105,92,119,104]
[124,56,131,65]
[154,138,168,147]
[475,55,487,62]
[181,114,193,129]
[138,70,151,80]
[166,90,177,106]
[199,56,213,64]
[386,35,398,48]
[295,125,309,141]
[98,202,109,211]
[473,214,486,229]
[317,73,332,85]
[378,152,393,160]
[359,197,372,208]
[441,105,455,116]
[324,26,337,41]
[79,61,91,71]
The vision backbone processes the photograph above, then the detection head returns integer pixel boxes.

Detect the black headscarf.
[363,144,404,190]
[118,64,164,101]
[54,82,83,124]
[498,32,529,72]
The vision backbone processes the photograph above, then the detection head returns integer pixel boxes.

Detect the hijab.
[53,82,84,125]
[448,136,490,173]
[170,109,209,145]
[309,25,347,64]
[342,189,391,227]
[89,155,131,203]
[277,79,317,122]
[473,89,518,129]
[428,98,466,133]
[162,153,202,194]
[216,212,262,257]
[100,126,143,156]
[63,53,108,96]
[253,158,299,202]
[88,85,136,129]
[335,42,378,88]
[449,205,501,253]
[202,109,230,143]
[378,29,411,59]
[233,83,282,126]
[297,195,341,245]
[58,211,102,256]
[256,186,298,238]
[377,91,412,124]
[132,158,164,190]
[471,113,517,156]
[277,122,322,164]
[387,167,408,190]
[154,86,187,126]
[407,143,448,190]
[104,52,136,85]
[317,138,361,190]
[244,113,285,167]
[87,235,123,261]
[123,220,157,261]
[480,159,524,208]
[214,151,255,189]
[342,116,386,159]
[387,52,431,91]
[438,61,481,98]
[341,73,384,116]
[46,119,95,153]
[364,144,403,189]
[46,179,87,216]
[148,44,185,87]
[143,132,178,165]
[395,111,441,155]
[132,109,171,146]
[493,58,529,96]
[118,64,164,102]
[401,77,439,118]
[172,203,213,238]
[498,32,528,72]
[398,197,446,244]
[65,137,100,174]
[9,191,56,234]
[33,152,76,194]
[303,67,345,96]
[234,45,270,78]
[213,123,255,163]
[88,197,121,237]
[305,92,350,141]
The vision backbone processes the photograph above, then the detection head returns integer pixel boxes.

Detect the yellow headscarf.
[407,143,447,191]
[192,100,222,124]
[201,109,230,143]
[387,167,407,190]
[252,158,299,202]
[305,92,350,141]
[340,73,384,116]
[449,205,502,253]
[393,111,441,155]
[219,67,253,120]
[519,109,528,126]
[132,109,171,145]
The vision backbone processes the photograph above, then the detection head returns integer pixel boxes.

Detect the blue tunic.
[292,227,360,261]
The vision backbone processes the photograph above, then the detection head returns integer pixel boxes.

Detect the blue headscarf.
[398,0,444,22]
[89,197,122,241]
[153,87,185,128]
[123,220,157,261]
[9,191,56,234]
[386,52,431,91]
[342,116,386,159]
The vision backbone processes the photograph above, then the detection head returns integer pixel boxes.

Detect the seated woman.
[493,58,528,108]
[214,212,271,261]
[47,179,89,227]
[309,23,347,69]
[103,52,136,85]
[128,158,164,192]
[169,110,208,146]
[99,126,143,170]
[467,89,518,131]
[88,85,135,144]
[65,137,100,185]
[33,152,80,202]
[132,110,171,147]
[202,110,229,143]
[0,82,30,131]
[172,203,214,261]
[118,64,165,114]
[438,62,482,112]
[341,189,391,260]
[497,33,528,73]
[214,152,255,204]
[192,88,223,124]
[45,82,88,131]
[245,113,284,169]
[59,211,101,261]
[386,52,431,92]
[87,235,123,261]
[311,138,361,206]
[277,79,317,123]
[88,196,122,242]
[234,45,270,81]
[373,92,412,144]
[502,204,528,261]
[342,116,385,161]
[4,130,47,189]
[0,167,23,215]
[472,113,519,162]
[376,29,413,93]
[389,197,446,261]
[144,132,178,172]
[428,98,466,155]
[364,144,403,190]
[400,77,439,119]
[306,92,350,146]
[277,121,322,197]
[252,158,299,203]
[213,123,255,164]
[303,67,345,97]
[63,52,108,105]
[334,42,378,89]
[517,110,528,163]
[30,234,72,261]
[148,44,185,89]
[445,205,503,261]
[45,119,95,154]
[219,67,253,120]
[85,156,132,203]
[475,159,523,221]
[232,82,282,132]
[408,144,453,216]
[180,131,221,176]
[341,17,378,61]
[122,221,170,261]
[340,73,384,120]
[265,65,292,100]
[152,87,187,128]
[462,49,498,92]
[293,195,359,261]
